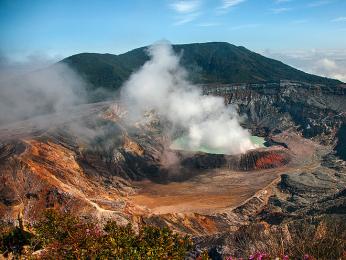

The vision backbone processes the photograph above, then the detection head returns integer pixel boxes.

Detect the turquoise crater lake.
[170,135,266,155]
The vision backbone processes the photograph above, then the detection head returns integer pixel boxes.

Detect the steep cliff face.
[203,81,346,151]
[179,81,346,248]
[179,147,290,171]
[335,123,346,160]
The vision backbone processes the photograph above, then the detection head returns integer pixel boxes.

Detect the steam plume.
[0,56,86,126]
[121,42,255,154]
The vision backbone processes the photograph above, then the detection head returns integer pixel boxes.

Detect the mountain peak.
[61,42,341,96]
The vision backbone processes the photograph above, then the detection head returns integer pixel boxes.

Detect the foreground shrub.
[98,221,191,259]
[1,210,345,259]
[0,222,33,257]
[31,209,192,259]
[32,209,102,259]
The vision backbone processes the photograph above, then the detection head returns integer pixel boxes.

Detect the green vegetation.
[0,209,192,259]
[1,211,345,259]
[61,42,341,101]
[0,222,33,257]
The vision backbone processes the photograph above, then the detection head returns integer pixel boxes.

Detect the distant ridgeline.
[60,42,343,101]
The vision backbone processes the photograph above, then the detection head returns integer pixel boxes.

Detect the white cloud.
[308,0,333,7]
[271,7,292,13]
[317,58,337,70]
[174,12,201,25]
[196,22,220,27]
[170,0,201,13]
[274,0,293,3]
[332,16,346,22]
[262,49,346,82]
[170,0,202,25]
[220,0,246,9]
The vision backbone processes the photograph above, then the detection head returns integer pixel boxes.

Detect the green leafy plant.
[0,222,33,257]
[31,209,192,259]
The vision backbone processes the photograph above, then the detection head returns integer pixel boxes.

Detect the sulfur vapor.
[121,42,255,155]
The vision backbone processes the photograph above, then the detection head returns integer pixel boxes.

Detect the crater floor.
[131,168,284,215]
[130,132,322,215]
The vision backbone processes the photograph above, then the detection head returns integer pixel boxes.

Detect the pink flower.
[303,254,310,260]
[258,253,268,260]
[249,252,268,260]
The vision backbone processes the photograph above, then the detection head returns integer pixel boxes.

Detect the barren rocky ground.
[0,81,345,256]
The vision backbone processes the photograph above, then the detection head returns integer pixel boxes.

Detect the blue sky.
[1,0,346,57]
[1,0,346,81]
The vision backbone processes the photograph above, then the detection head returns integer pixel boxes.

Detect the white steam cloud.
[0,56,86,126]
[121,42,255,155]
